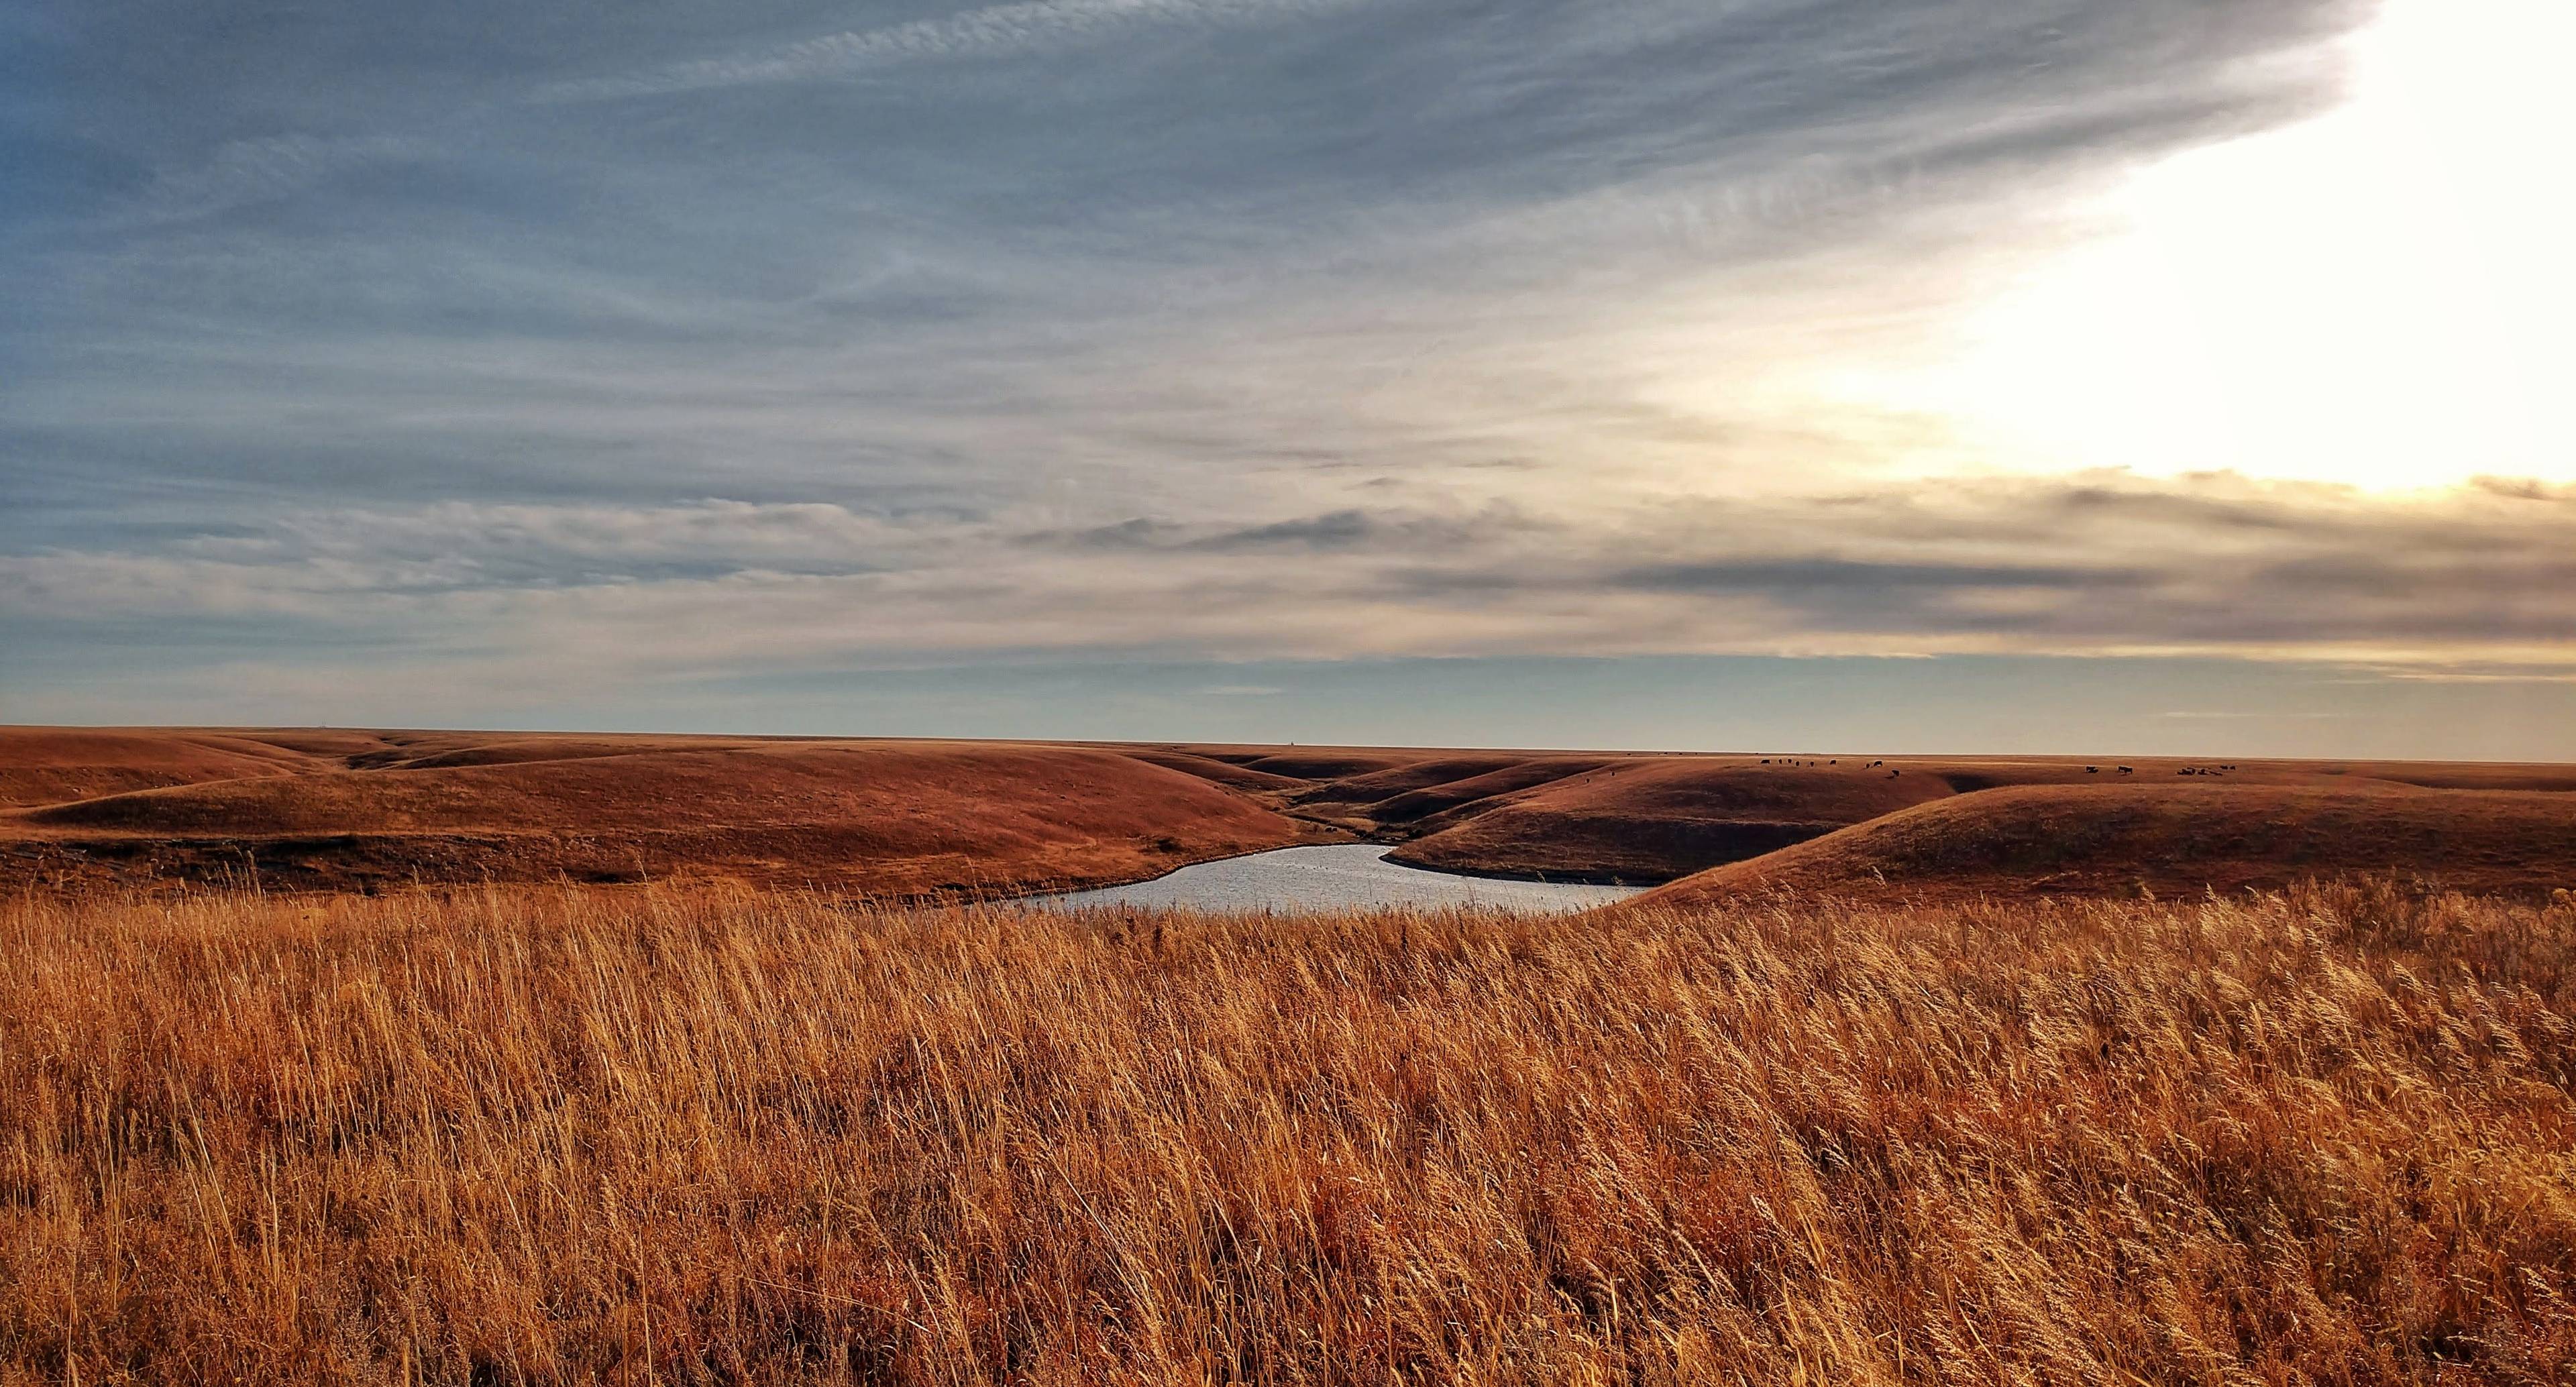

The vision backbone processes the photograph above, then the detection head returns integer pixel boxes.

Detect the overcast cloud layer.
[5,0,2570,742]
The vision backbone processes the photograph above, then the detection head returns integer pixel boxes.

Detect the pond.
[1033,844,1644,915]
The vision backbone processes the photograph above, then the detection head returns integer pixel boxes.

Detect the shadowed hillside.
[1149,745,2576,889]
[0,728,317,808]
[2,731,1308,896]
[1385,761,1954,883]
[1640,783,2576,905]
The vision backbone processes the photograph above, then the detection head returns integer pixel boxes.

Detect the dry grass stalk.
[3,880,2572,1383]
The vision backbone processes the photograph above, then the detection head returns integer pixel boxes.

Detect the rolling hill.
[1635,782,2576,905]
[8,728,2576,899]
[1,730,1309,896]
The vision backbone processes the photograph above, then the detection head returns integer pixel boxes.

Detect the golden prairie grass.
[3,881,2573,1384]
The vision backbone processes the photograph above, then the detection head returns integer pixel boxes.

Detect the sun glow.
[1904,0,2575,490]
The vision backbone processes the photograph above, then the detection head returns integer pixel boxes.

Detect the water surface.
[1037,844,1642,915]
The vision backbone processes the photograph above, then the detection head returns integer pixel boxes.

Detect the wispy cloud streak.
[536,0,1375,102]
[9,478,2571,675]
[119,135,439,225]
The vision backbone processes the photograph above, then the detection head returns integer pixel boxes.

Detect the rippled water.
[1035,844,1644,915]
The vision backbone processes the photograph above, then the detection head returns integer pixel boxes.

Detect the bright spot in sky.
[1894,0,2574,490]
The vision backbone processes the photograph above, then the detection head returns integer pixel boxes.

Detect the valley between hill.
[5,726,2574,899]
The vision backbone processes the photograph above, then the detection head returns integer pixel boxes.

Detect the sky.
[3,0,2571,756]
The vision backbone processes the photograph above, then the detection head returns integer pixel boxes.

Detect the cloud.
[2369,670,2576,686]
[2160,710,2343,720]
[120,134,439,225]
[0,500,945,620]
[534,0,1374,103]
[1199,510,1380,551]
[21,0,2546,732]
[1611,559,2141,597]
[1044,508,1531,555]
[9,477,2573,688]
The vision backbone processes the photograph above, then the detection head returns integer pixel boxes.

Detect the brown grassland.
[1648,784,2576,906]
[0,730,1312,897]
[13,727,2576,897]
[7,879,2575,1384]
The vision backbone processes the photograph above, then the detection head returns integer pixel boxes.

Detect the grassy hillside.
[3,883,2571,1382]
[1152,743,2576,885]
[11,729,2576,897]
[1642,782,2576,905]
[1386,761,1953,883]
[3,734,1307,896]
[0,727,316,808]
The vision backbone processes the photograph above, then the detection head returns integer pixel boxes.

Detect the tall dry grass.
[3,881,2573,1384]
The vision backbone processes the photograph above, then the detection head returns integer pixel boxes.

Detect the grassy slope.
[3,882,2570,1382]
[1641,781,2576,905]
[1161,745,2576,891]
[0,727,317,808]
[1,732,1307,896]
[1385,761,1955,883]
[10,728,2576,897]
